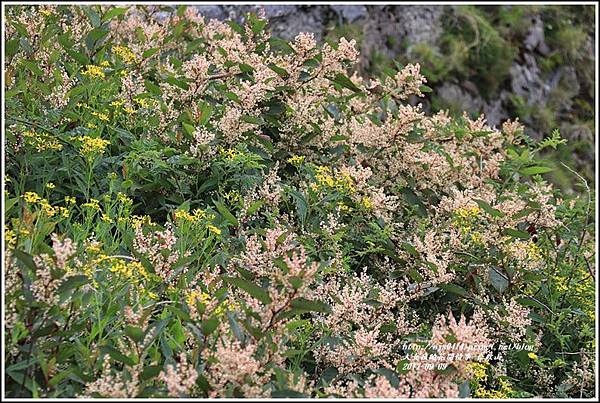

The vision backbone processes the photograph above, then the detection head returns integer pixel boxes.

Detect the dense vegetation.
[325,5,595,189]
[3,5,596,398]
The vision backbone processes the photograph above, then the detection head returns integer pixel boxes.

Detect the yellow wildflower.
[528,352,538,360]
[193,209,207,219]
[39,199,56,217]
[134,97,150,108]
[187,290,211,306]
[65,196,76,205]
[23,130,63,152]
[454,206,481,219]
[208,224,221,235]
[525,241,542,260]
[287,155,305,166]
[116,192,133,206]
[46,182,56,189]
[470,232,483,244]
[113,45,138,64]
[124,106,136,114]
[91,111,110,122]
[23,192,41,204]
[174,210,197,222]
[100,213,113,224]
[81,65,105,80]
[57,207,70,218]
[99,60,110,67]
[110,99,125,108]
[82,198,101,211]
[361,196,373,210]
[85,241,102,254]
[77,136,110,157]
[5,229,17,249]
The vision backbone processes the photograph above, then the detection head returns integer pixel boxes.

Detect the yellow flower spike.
[193,209,206,220]
[91,111,110,122]
[82,198,101,211]
[113,45,138,64]
[23,192,41,204]
[174,210,197,223]
[100,213,113,224]
[65,196,76,205]
[287,155,305,166]
[23,130,63,152]
[46,182,56,190]
[361,196,373,210]
[208,224,221,236]
[116,192,133,206]
[99,60,110,67]
[39,199,56,217]
[81,65,105,80]
[110,99,126,108]
[134,98,150,109]
[77,136,110,157]
[124,107,136,115]
[5,229,17,249]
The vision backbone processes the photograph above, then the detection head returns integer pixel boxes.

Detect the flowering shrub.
[3,5,596,398]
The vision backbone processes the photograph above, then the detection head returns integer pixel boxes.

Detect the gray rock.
[436,82,483,112]
[524,15,550,55]
[193,5,228,20]
[331,5,368,23]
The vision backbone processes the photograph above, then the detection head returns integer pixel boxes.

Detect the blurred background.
[195,4,596,192]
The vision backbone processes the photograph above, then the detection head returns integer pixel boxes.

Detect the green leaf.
[125,325,144,342]
[268,63,289,78]
[520,166,553,176]
[6,39,20,59]
[474,199,505,218]
[142,47,160,58]
[224,91,241,104]
[439,283,468,297]
[66,49,89,65]
[503,228,531,240]
[419,85,433,93]
[269,37,295,54]
[85,28,109,50]
[141,365,162,381]
[272,390,307,398]
[56,275,89,294]
[288,189,308,225]
[223,276,272,304]
[214,200,239,227]
[201,317,219,336]
[102,7,127,22]
[330,73,362,93]
[197,101,213,126]
[182,122,196,137]
[101,345,136,366]
[489,267,509,293]
[290,298,331,313]
[13,249,37,272]
[82,6,101,27]
[164,76,189,90]
[400,242,419,257]
[246,200,264,216]
[4,197,19,216]
[248,13,267,34]
[170,319,186,346]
